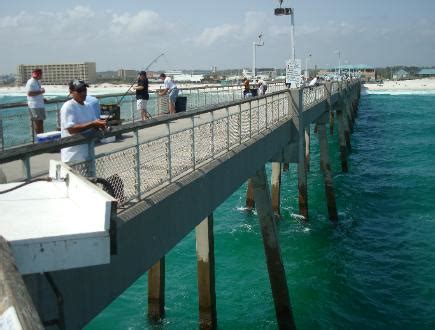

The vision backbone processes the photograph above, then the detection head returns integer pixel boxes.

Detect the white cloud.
[194,24,238,46]
[111,10,162,35]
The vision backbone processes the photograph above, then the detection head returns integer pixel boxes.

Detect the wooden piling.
[329,110,335,135]
[317,120,338,222]
[195,215,217,329]
[304,127,310,172]
[271,162,282,217]
[336,109,349,172]
[148,258,165,321]
[251,167,296,329]
[0,236,43,329]
[245,178,255,210]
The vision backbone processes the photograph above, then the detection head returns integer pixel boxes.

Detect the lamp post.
[335,50,341,77]
[252,33,264,79]
[305,53,311,80]
[274,0,295,61]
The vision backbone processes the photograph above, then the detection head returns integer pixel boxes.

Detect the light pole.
[252,33,264,79]
[335,50,341,77]
[274,0,295,60]
[305,53,311,80]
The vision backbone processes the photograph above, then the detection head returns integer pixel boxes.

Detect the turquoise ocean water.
[2,89,435,328]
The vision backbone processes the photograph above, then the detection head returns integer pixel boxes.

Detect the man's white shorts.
[137,99,148,111]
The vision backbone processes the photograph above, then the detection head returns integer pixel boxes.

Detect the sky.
[1,0,435,74]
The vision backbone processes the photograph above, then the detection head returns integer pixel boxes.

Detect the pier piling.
[245,179,255,210]
[317,116,338,222]
[148,258,166,321]
[271,162,282,218]
[305,127,310,172]
[251,167,296,329]
[195,215,217,329]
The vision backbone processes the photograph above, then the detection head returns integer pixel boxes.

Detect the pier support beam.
[329,111,335,136]
[317,116,338,222]
[245,179,255,210]
[148,258,165,321]
[305,128,310,172]
[271,162,282,217]
[251,167,296,329]
[195,215,217,329]
[336,108,348,173]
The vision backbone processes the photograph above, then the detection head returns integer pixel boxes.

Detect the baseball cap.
[139,71,147,75]
[69,79,89,92]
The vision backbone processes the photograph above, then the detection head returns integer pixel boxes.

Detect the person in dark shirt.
[134,71,150,120]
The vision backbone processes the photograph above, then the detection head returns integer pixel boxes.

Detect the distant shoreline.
[363,78,435,91]
[0,82,222,96]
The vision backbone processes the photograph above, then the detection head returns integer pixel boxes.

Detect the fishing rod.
[117,52,165,106]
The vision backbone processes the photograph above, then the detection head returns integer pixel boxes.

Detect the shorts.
[29,107,46,120]
[137,99,148,111]
[169,88,179,104]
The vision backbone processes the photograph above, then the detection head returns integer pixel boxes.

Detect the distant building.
[117,69,138,81]
[330,64,376,81]
[392,69,409,80]
[16,62,96,85]
[417,68,435,77]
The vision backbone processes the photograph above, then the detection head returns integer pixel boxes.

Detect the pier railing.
[0,82,286,150]
[0,81,361,208]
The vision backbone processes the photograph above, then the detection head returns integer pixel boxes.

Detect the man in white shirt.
[60,80,107,164]
[158,73,179,114]
[26,68,46,134]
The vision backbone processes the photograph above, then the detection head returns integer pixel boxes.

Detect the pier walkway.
[0,80,360,329]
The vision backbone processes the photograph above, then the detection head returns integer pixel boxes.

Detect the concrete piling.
[245,178,255,210]
[195,215,217,329]
[271,162,282,217]
[336,108,349,172]
[305,127,310,172]
[317,117,338,222]
[329,110,335,135]
[251,167,296,329]
[148,258,165,321]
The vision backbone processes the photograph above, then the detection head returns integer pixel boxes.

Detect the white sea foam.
[291,213,306,221]
[363,89,435,96]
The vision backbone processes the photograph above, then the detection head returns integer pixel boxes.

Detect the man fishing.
[134,71,150,120]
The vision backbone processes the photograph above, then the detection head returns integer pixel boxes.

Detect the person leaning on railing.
[158,73,178,114]
[60,80,107,164]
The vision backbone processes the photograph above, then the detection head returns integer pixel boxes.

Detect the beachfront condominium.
[16,62,97,85]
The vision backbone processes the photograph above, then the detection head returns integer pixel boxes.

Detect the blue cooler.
[36,131,61,143]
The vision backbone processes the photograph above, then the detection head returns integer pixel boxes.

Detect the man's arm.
[27,88,45,97]
[66,119,107,134]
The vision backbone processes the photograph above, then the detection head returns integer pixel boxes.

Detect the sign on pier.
[286,59,302,87]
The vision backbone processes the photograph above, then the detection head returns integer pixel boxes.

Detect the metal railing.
[70,91,291,205]
[0,81,359,208]
[0,82,286,150]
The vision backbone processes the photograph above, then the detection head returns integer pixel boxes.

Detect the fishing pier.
[0,80,360,329]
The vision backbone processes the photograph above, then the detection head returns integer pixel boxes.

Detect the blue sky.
[1,0,435,74]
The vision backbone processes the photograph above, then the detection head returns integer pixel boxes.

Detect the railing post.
[0,119,4,152]
[211,111,215,158]
[167,123,172,182]
[88,140,96,177]
[192,116,196,169]
[226,107,230,151]
[22,156,31,181]
[130,95,135,123]
[134,129,141,199]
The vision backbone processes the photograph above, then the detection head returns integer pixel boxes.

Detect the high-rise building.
[16,62,97,85]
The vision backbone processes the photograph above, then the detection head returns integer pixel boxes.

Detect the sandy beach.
[363,78,435,91]
[0,82,221,97]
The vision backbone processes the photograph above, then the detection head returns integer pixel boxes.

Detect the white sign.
[286,59,302,87]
